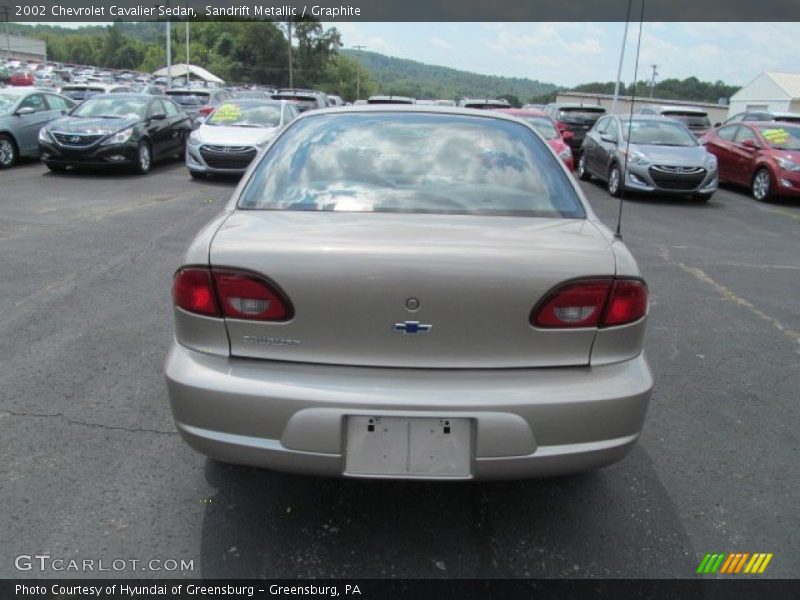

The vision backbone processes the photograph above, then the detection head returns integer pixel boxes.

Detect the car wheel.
[189,170,205,180]
[751,168,772,202]
[0,134,18,169]
[607,164,622,197]
[134,141,152,175]
[577,153,591,181]
[46,163,67,173]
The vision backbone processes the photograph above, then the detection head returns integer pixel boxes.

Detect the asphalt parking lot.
[1,158,798,579]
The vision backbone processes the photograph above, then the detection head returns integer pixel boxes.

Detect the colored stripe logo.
[696,553,773,574]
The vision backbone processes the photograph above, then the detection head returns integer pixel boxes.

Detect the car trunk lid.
[210,211,616,368]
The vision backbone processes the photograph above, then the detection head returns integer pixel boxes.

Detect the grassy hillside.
[342,49,559,103]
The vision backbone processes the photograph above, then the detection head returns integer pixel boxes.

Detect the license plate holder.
[345,416,471,478]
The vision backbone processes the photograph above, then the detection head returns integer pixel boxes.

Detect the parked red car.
[701,122,800,201]
[493,108,574,170]
[9,70,35,86]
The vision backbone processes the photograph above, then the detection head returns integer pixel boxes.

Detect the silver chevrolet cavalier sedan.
[165,106,653,480]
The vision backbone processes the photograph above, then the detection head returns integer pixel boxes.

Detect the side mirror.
[150,113,167,121]
[741,139,758,149]
[713,122,721,128]
[16,106,35,116]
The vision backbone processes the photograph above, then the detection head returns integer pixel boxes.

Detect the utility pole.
[352,44,366,100]
[649,64,658,98]
[3,7,10,61]
[287,21,293,88]
[185,0,190,72]
[166,1,172,90]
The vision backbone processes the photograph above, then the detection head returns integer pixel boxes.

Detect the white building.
[728,71,800,118]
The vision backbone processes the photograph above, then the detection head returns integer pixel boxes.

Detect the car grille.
[200,145,257,170]
[52,132,105,147]
[648,165,707,191]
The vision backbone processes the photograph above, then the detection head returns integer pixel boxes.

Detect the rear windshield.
[662,111,711,128]
[273,95,318,111]
[519,116,558,140]
[558,107,605,122]
[239,113,584,219]
[62,86,104,92]
[166,92,211,105]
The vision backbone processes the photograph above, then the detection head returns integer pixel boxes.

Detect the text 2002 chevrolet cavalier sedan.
[165,105,653,480]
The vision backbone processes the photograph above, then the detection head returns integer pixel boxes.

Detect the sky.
[42,21,800,88]
[334,22,800,87]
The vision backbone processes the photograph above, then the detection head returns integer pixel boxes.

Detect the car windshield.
[756,125,800,150]
[239,113,584,218]
[167,92,211,106]
[662,111,711,128]
[520,116,558,140]
[206,103,281,127]
[72,97,148,119]
[623,120,698,146]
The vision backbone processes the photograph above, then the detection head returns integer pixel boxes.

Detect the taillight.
[173,267,292,321]
[530,278,647,328]
[531,279,612,328]
[603,279,648,326]
[198,106,214,116]
[173,267,219,317]
[213,270,292,321]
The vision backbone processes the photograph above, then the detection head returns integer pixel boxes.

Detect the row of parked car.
[3,79,800,203]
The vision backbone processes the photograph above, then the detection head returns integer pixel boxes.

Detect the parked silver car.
[578,115,718,201]
[166,106,653,480]
[185,99,298,178]
[0,88,75,168]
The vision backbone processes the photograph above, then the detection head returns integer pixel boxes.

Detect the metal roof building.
[1,34,47,62]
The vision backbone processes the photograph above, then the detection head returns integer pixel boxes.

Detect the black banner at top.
[2,0,800,22]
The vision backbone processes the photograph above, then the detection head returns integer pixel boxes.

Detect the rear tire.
[607,164,622,197]
[751,168,772,202]
[0,134,18,169]
[577,153,591,181]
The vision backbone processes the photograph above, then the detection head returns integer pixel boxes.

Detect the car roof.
[0,87,32,96]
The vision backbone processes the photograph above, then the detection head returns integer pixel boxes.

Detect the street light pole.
[352,45,366,100]
[611,3,633,115]
[287,21,293,88]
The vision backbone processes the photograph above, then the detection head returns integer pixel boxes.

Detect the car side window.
[162,99,178,116]
[149,99,167,117]
[594,116,609,134]
[19,93,48,113]
[733,127,758,145]
[716,126,738,141]
[605,119,619,141]
[46,94,71,111]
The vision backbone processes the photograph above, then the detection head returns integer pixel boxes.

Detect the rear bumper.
[165,342,653,480]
